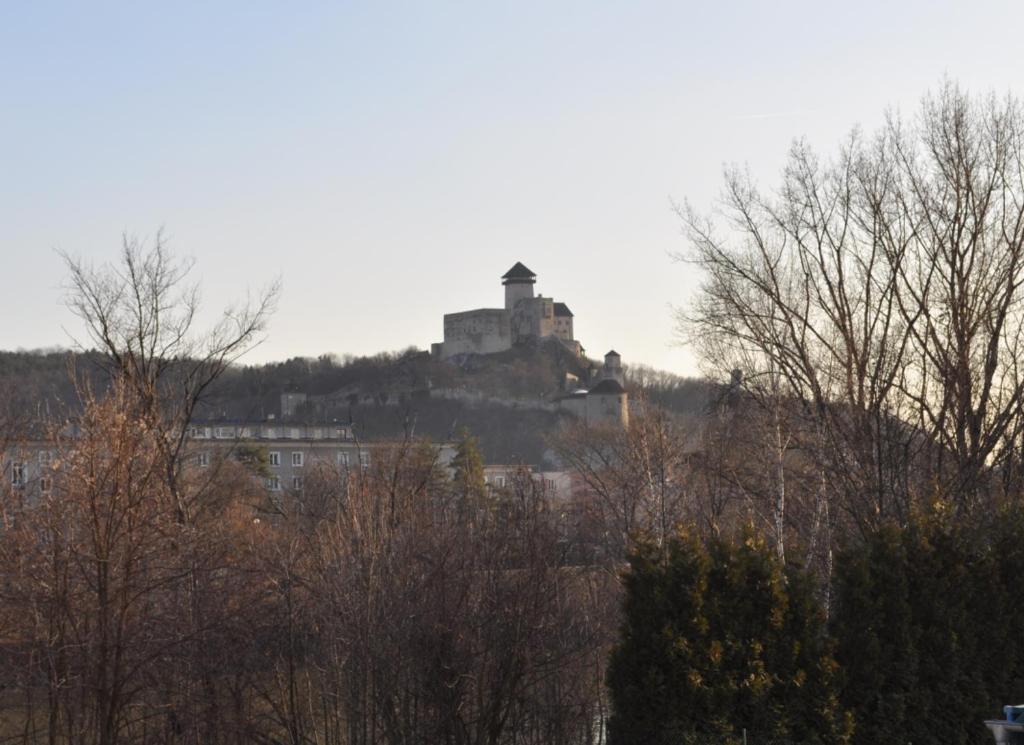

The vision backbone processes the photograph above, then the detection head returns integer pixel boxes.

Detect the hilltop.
[0,344,714,464]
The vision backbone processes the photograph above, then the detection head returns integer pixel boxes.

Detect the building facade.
[2,424,456,509]
[556,350,629,426]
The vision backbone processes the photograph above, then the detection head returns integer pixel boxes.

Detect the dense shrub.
[607,530,850,745]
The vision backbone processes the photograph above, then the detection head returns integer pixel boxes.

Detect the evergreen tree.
[833,513,1024,745]
[832,527,918,745]
[450,428,487,503]
[607,529,850,745]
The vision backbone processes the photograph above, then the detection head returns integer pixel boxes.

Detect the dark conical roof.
[589,378,626,395]
[501,262,537,281]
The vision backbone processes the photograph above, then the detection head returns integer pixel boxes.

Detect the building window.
[38,451,52,467]
[11,462,25,487]
[359,451,370,468]
[291,452,304,467]
[264,427,277,439]
[196,452,210,468]
[337,451,350,467]
[292,476,303,490]
[266,476,281,491]
[39,477,52,493]
[269,452,281,467]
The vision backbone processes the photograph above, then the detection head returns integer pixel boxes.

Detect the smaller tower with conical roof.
[502,262,536,311]
[603,350,623,383]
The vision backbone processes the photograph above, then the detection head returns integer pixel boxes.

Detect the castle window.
[11,462,25,487]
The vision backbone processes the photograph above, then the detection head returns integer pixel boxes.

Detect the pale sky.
[3,1,1023,376]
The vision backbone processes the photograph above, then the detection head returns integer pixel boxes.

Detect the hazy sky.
[3,1,1023,377]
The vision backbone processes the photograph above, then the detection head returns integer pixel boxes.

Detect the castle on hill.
[432,262,628,426]
[431,262,582,360]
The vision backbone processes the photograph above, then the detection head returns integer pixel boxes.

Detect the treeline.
[0,389,615,744]
[0,344,714,428]
[9,80,1024,743]
[0,243,621,745]
[609,513,1024,745]
[599,81,1024,744]
[832,514,1024,745]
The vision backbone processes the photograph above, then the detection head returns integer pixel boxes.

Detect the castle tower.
[586,378,629,427]
[603,350,623,383]
[502,262,536,311]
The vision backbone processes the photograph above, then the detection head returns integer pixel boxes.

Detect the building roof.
[501,262,537,282]
[605,349,620,358]
[553,302,573,317]
[589,378,626,395]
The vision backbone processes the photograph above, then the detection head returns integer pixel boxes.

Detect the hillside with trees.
[6,82,1024,744]
[0,343,714,465]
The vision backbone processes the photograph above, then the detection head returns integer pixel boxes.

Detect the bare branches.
[681,81,1024,530]
[60,232,279,521]
[60,231,279,428]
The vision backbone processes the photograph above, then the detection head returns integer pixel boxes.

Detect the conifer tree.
[607,529,850,745]
[450,428,487,504]
[832,527,918,745]
[833,515,1024,745]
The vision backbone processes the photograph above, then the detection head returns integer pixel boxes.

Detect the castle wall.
[433,264,585,361]
[585,391,629,426]
[554,315,573,341]
[559,394,588,419]
[441,308,512,357]
[511,296,555,342]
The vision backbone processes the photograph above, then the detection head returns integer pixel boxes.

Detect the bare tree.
[267,441,613,745]
[680,82,1024,535]
[552,402,693,557]
[61,231,279,519]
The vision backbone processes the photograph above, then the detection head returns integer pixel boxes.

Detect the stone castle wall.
[441,308,512,357]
